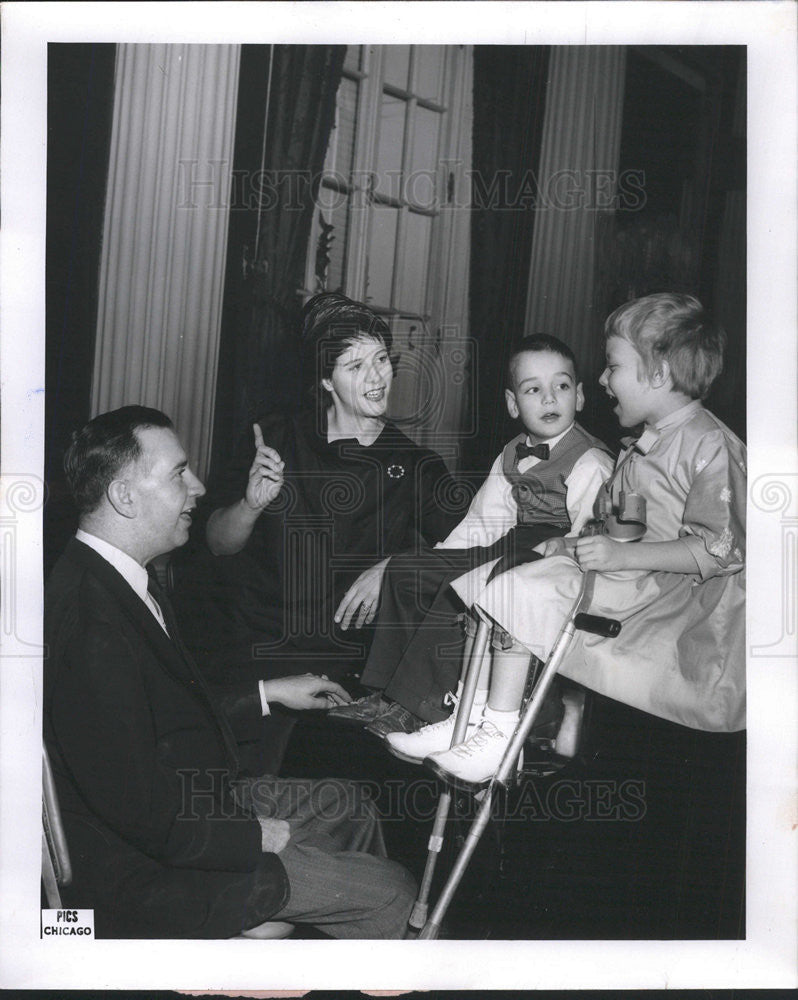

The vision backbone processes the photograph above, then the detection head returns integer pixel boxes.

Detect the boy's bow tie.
[516,441,550,461]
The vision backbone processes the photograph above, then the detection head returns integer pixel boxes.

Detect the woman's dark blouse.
[178,410,460,681]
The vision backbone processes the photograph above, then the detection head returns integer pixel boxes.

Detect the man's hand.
[258,817,290,854]
[574,534,630,572]
[334,558,389,630]
[261,673,352,711]
[244,423,284,512]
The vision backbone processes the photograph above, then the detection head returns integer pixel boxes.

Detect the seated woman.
[174,293,460,770]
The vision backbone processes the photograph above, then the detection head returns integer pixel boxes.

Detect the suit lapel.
[67,539,193,680]
[65,539,241,771]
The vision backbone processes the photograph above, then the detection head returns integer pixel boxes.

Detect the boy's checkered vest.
[501,423,611,531]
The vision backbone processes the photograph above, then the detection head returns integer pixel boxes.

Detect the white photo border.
[1,1,796,991]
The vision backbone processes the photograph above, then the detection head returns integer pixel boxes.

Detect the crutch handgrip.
[574,613,621,637]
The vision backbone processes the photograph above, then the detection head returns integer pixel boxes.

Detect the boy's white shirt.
[437,425,613,550]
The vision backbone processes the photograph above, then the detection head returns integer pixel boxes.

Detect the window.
[305,45,473,460]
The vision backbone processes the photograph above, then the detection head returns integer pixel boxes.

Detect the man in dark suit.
[44,405,415,939]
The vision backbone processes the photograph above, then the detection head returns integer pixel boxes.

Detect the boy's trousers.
[361,523,562,721]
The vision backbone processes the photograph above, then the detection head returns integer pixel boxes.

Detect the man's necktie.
[516,441,550,461]
[145,581,169,635]
[146,570,174,636]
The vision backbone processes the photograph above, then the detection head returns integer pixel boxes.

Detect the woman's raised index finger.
[252,425,282,463]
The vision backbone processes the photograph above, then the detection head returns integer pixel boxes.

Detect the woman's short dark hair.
[64,405,173,516]
[300,292,392,400]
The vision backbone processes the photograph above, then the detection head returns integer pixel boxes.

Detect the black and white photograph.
[1,1,796,993]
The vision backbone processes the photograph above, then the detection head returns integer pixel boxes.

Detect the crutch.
[417,568,620,939]
[406,612,492,933]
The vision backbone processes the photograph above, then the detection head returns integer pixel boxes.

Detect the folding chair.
[42,745,72,908]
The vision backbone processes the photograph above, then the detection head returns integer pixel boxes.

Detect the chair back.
[42,745,72,908]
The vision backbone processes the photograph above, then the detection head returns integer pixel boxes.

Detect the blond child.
[426,293,746,785]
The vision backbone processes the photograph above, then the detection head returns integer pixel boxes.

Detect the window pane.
[387,315,440,439]
[408,107,441,210]
[397,211,431,314]
[374,94,406,201]
[413,46,445,102]
[382,45,410,89]
[367,205,398,306]
[324,76,358,181]
[343,45,362,74]
[316,198,350,293]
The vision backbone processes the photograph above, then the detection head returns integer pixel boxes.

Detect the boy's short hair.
[64,405,173,516]
[604,293,725,400]
[301,292,392,399]
[507,334,578,389]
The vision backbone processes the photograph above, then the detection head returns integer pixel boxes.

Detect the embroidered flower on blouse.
[387,463,405,480]
[695,457,707,473]
[719,487,732,503]
[707,527,734,560]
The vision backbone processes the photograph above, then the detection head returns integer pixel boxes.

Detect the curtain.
[525,47,626,439]
[463,46,550,479]
[210,45,345,474]
[705,50,746,442]
[45,44,116,573]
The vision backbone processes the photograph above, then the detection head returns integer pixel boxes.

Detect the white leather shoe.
[424,718,519,787]
[385,709,481,764]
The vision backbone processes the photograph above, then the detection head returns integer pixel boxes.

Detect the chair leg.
[555,686,587,758]
[41,832,62,909]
